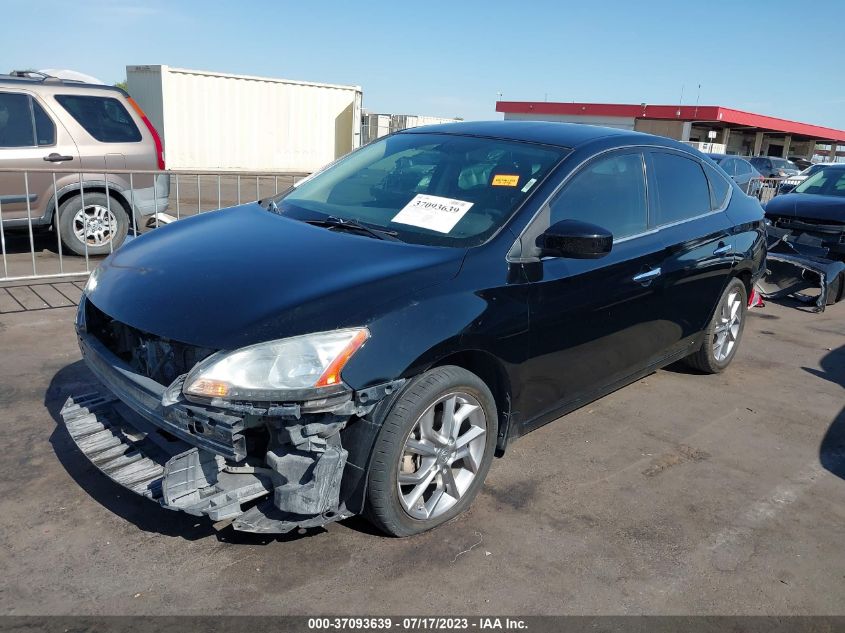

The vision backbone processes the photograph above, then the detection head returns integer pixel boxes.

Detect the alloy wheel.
[73,204,117,247]
[397,391,488,520]
[712,288,742,362]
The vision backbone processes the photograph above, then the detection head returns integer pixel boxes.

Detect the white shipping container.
[126,65,363,173]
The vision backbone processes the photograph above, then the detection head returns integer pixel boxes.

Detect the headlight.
[84,266,101,295]
[183,328,369,401]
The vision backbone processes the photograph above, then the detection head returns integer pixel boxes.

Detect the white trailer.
[126,65,362,173]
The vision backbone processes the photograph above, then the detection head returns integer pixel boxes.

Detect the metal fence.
[753,176,803,205]
[0,169,306,283]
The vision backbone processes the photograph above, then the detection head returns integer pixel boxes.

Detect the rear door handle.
[632,267,661,283]
[43,153,74,162]
[713,243,733,256]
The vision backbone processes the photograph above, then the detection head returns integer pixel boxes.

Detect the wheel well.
[735,270,753,297]
[431,350,512,455]
[53,187,132,225]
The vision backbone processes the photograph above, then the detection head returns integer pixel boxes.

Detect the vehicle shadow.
[3,226,63,255]
[808,344,845,481]
[45,360,324,544]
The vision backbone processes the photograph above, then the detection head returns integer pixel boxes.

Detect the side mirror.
[536,219,613,259]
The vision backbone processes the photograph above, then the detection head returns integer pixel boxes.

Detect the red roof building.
[495,101,845,161]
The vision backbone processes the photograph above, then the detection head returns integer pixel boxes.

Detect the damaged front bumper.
[65,326,402,534]
[758,226,845,311]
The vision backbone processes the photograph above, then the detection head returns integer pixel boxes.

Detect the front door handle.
[713,243,733,256]
[43,153,74,162]
[632,267,661,283]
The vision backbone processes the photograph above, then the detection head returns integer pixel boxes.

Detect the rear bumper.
[130,174,170,218]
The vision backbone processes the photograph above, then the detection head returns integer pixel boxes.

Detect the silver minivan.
[0,72,169,255]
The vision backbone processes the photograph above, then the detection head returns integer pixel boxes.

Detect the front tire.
[684,278,747,373]
[364,366,498,537]
[57,192,129,256]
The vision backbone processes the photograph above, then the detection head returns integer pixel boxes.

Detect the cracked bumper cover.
[758,227,845,311]
[67,326,402,533]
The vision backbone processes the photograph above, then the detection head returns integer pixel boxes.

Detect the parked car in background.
[706,154,762,194]
[65,121,766,537]
[764,163,845,306]
[748,156,801,178]
[0,72,168,256]
[778,162,831,195]
[788,156,813,171]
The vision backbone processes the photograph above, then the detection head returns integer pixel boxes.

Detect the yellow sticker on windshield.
[491,174,519,187]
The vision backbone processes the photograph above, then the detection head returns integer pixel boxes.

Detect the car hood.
[765,193,845,223]
[85,204,465,349]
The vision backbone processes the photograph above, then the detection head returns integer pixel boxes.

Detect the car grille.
[84,300,216,386]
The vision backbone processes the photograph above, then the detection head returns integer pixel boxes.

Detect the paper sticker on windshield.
[521,177,537,193]
[391,194,474,233]
[492,174,519,187]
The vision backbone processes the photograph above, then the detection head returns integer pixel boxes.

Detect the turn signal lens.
[314,329,369,387]
[186,379,230,398]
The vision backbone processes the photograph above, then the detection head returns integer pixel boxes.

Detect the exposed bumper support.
[759,229,845,311]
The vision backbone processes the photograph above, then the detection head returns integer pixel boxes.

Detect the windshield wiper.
[305,216,401,241]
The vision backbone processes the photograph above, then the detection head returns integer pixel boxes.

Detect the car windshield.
[793,167,845,197]
[277,133,567,247]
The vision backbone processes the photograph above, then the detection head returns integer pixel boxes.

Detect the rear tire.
[364,366,498,537]
[684,278,747,374]
[57,192,129,256]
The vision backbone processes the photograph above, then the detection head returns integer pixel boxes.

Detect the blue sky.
[4,0,844,128]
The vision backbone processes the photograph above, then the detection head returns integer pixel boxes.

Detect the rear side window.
[650,152,712,225]
[550,152,648,239]
[702,162,731,210]
[55,94,142,143]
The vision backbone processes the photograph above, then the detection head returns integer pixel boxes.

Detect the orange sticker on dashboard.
[491,174,520,187]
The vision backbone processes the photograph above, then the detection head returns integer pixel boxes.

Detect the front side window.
[0,92,35,147]
[32,99,55,146]
[55,94,142,143]
[651,152,712,225]
[549,152,648,239]
[279,133,566,247]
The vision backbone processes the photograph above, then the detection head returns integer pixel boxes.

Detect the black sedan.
[706,153,763,194]
[67,121,766,537]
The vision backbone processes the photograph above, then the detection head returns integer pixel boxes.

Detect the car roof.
[0,74,125,95]
[399,120,688,151]
[707,154,750,161]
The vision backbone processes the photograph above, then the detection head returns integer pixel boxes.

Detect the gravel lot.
[0,291,842,615]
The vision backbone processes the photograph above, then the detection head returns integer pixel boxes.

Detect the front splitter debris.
[60,392,351,533]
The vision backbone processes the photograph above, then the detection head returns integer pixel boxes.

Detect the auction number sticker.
[391,194,474,234]
[491,174,519,187]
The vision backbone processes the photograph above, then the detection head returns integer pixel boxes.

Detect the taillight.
[126,96,165,170]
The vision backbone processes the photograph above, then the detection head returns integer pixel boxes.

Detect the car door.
[646,149,737,355]
[0,90,77,222]
[518,149,673,427]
